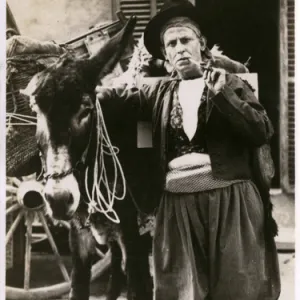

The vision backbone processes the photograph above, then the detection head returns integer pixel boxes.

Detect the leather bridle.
[38,111,95,183]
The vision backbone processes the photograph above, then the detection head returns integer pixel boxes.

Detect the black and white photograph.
[2,0,298,299]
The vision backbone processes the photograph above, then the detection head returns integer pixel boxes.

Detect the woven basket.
[6,36,64,177]
[6,21,133,176]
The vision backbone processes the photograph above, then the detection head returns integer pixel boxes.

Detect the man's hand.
[95,85,113,102]
[203,68,227,94]
[95,85,105,100]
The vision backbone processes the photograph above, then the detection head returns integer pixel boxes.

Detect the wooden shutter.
[287,0,295,189]
[280,0,294,193]
[115,0,164,40]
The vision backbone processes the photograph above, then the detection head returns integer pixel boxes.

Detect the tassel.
[244,56,251,68]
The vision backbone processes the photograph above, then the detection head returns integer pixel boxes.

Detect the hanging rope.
[7,83,126,223]
[84,100,126,224]
[6,113,37,126]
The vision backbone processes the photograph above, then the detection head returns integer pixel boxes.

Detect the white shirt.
[177,77,205,141]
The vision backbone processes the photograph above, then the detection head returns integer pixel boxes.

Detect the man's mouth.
[176,57,191,64]
[177,57,189,61]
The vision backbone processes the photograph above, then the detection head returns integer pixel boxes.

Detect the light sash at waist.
[168,153,211,170]
[166,153,244,193]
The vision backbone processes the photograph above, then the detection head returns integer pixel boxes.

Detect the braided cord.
[84,100,126,223]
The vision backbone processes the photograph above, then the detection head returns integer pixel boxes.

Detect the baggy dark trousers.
[153,181,281,300]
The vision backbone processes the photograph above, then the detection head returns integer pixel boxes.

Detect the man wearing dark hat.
[96,0,281,299]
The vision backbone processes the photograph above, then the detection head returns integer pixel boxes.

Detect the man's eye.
[168,41,176,47]
[181,38,190,44]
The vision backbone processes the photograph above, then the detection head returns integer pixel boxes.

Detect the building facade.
[7,0,295,246]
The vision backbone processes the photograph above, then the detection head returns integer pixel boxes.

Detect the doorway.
[195,0,281,187]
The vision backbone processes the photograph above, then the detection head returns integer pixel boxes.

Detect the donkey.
[21,17,152,300]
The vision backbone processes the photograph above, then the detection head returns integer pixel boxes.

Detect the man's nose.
[175,41,185,53]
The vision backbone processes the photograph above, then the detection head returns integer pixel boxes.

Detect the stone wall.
[8,0,113,43]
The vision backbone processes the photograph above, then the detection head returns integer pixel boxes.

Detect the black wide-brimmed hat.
[144,0,201,60]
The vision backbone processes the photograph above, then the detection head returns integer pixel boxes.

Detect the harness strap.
[44,168,75,180]
[38,112,94,182]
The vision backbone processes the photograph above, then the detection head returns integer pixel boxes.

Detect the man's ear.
[161,47,167,60]
[199,35,207,51]
[161,47,174,73]
[161,47,171,66]
[164,61,174,74]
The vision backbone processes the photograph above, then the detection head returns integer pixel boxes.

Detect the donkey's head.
[21,17,136,220]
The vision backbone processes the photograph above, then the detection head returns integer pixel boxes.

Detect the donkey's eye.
[37,142,42,152]
[79,108,91,120]
[71,104,93,133]
[37,141,45,155]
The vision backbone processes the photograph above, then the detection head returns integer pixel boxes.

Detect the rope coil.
[6,90,126,223]
[84,100,126,223]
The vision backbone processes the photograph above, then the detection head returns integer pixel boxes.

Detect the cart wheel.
[5,175,111,300]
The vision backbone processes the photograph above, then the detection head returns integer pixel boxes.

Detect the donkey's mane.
[32,55,94,115]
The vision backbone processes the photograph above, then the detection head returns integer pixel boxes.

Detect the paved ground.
[278,252,295,300]
[6,251,295,300]
[64,252,296,300]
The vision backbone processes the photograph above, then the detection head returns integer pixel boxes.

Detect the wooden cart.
[5,8,134,299]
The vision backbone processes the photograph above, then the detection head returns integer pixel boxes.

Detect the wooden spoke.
[6,196,16,205]
[24,212,34,290]
[6,184,18,194]
[6,210,24,245]
[5,174,113,299]
[6,250,112,300]
[96,248,105,258]
[6,203,20,215]
[31,233,48,244]
[37,211,70,282]
[11,177,22,187]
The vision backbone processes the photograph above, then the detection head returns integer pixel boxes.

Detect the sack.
[6,36,64,177]
[252,143,275,189]
[6,35,63,57]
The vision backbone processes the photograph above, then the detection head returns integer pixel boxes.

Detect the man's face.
[163,27,203,77]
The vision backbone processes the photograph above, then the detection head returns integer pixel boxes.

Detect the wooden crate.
[63,11,135,86]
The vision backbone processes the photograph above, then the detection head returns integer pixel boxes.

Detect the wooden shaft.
[6,210,24,245]
[24,212,34,290]
[37,211,70,282]
[6,203,20,215]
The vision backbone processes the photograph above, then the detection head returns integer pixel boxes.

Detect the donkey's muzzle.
[45,191,74,220]
[17,180,46,210]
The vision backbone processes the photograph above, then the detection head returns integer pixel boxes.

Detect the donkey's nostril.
[66,194,74,206]
[44,191,75,220]
[45,193,55,205]
[45,192,73,206]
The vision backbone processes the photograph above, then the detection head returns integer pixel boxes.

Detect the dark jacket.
[98,73,277,238]
[100,73,272,181]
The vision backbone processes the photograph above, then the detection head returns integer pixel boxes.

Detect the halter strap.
[38,112,95,182]
[43,168,75,180]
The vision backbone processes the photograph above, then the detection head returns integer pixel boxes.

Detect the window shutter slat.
[119,0,164,40]
[287,0,295,188]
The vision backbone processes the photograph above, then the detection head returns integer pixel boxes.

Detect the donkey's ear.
[81,16,136,87]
